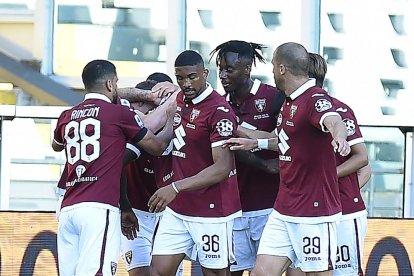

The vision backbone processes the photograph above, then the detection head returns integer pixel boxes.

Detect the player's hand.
[332,138,351,156]
[222,138,258,151]
[121,209,139,240]
[152,82,180,99]
[148,184,178,213]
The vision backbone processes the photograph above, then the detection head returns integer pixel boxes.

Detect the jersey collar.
[84,93,112,103]
[191,83,214,104]
[289,78,316,100]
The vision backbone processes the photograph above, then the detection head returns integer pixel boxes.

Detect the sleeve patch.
[314,99,333,112]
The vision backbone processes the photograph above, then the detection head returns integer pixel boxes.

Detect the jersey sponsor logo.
[75,165,86,178]
[279,155,291,161]
[172,150,186,158]
[343,118,356,136]
[134,114,145,128]
[314,99,332,112]
[278,129,290,155]
[66,176,98,187]
[111,261,117,275]
[286,121,294,127]
[217,106,230,112]
[125,250,132,264]
[162,171,174,183]
[253,113,270,120]
[144,167,154,174]
[190,108,200,122]
[290,105,297,119]
[186,123,196,129]
[228,168,237,177]
[255,98,266,112]
[216,119,234,137]
[173,113,181,126]
[277,113,282,126]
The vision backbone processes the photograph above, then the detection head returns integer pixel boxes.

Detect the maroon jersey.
[332,98,366,217]
[169,85,241,218]
[227,80,282,213]
[56,97,131,190]
[125,144,158,211]
[275,80,341,223]
[53,93,147,209]
[151,142,174,188]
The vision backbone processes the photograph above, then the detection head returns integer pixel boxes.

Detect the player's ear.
[105,79,113,92]
[203,68,209,79]
[245,64,252,75]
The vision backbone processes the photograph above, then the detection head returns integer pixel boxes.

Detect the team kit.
[53,41,369,276]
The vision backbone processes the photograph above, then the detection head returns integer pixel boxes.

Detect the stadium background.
[0,0,413,275]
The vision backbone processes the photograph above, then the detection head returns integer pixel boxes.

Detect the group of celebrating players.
[52,40,370,276]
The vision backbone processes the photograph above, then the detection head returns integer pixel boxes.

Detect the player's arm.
[142,92,178,133]
[323,115,350,156]
[118,87,160,104]
[134,108,174,156]
[52,140,64,152]
[234,151,279,174]
[148,146,234,212]
[337,143,369,178]
[237,125,276,139]
[223,137,279,152]
[358,164,372,188]
[120,147,140,240]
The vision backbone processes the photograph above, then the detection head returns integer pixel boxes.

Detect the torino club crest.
[190,108,200,122]
[255,99,266,112]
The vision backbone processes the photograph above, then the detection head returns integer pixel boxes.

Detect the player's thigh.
[57,209,79,276]
[152,211,193,274]
[257,211,296,268]
[121,210,157,270]
[74,207,121,276]
[189,220,234,270]
[334,215,367,276]
[231,217,255,272]
[290,222,337,274]
[251,254,292,276]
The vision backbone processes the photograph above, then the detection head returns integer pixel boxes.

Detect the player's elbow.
[52,141,64,152]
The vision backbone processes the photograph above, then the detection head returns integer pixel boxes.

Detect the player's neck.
[231,78,253,105]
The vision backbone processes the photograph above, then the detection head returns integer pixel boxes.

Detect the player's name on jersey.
[70,106,100,120]
[66,176,98,187]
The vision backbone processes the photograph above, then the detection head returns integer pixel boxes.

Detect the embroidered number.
[202,234,220,253]
[303,236,321,255]
[173,125,186,150]
[64,118,101,165]
[336,245,351,262]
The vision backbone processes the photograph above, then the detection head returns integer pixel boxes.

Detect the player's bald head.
[274,42,309,77]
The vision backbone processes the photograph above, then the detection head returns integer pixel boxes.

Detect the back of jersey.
[53,94,146,210]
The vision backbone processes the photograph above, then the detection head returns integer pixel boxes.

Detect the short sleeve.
[308,94,340,132]
[118,106,148,143]
[338,107,364,146]
[53,111,68,146]
[209,105,237,148]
